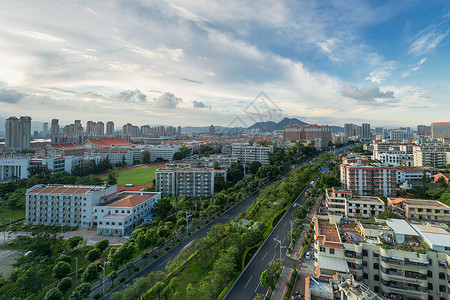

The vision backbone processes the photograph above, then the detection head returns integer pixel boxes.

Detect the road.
[99,173,292,299]
[224,178,313,300]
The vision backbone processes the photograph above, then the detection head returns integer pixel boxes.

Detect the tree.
[140,151,151,164]
[152,281,166,300]
[67,236,83,250]
[268,258,283,277]
[378,210,402,219]
[151,197,173,219]
[437,176,448,188]
[57,277,72,294]
[249,161,262,174]
[107,172,119,185]
[56,254,71,264]
[109,270,118,285]
[28,165,52,178]
[6,188,26,208]
[96,239,110,252]
[186,283,197,300]
[228,162,244,183]
[78,174,104,185]
[16,268,43,297]
[69,282,91,300]
[43,287,63,300]
[173,146,192,160]
[85,248,101,262]
[260,270,275,288]
[81,263,98,282]
[53,261,71,280]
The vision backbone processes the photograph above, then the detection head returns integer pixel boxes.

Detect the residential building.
[345,123,355,138]
[413,145,450,167]
[390,128,413,140]
[156,167,219,197]
[340,163,397,197]
[362,123,371,139]
[43,122,49,137]
[325,187,385,218]
[395,166,438,185]
[231,145,273,165]
[209,124,215,135]
[283,124,332,146]
[387,198,450,222]
[431,122,450,138]
[51,119,59,141]
[106,121,114,135]
[96,121,105,136]
[5,116,32,150]
[313,215,450,300]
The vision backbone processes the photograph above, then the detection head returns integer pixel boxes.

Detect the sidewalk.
[270,266,294,300]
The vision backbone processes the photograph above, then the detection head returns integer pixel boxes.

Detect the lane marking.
[158,257,170,267]
[261,251,268,261]
[282,236,286,244]
[254,282,260,293]
[283,222,287,227]
[244,276,253,289]
[272,254,276,261]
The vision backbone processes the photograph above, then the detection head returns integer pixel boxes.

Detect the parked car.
[305,252,311,260]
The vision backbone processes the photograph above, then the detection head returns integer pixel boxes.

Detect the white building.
[93,191,161,236]
[156,167,218,197]
[325,187,385,218]
[231,145,273,165]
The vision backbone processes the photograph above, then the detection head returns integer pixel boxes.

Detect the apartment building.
[156,167,219,197]
[325,187,385,218]
[283,124,332,145]
[395,166,438,187]
[25,184,161,236]
[431,122,450,139]
[340,164,397,197]
[387,198,450,222]
[92,191,160,236]
[231,145,273,165]
[313,215,450,300]
[413,146,450,167]
[5,116,32,150]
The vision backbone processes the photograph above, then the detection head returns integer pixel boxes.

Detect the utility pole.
[8,218,13,232]
[273,238,286,260]
[99,261,110,295]
[186,210,192,236]
[75,257,78,287]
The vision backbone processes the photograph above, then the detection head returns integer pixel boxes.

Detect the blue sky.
[0,0,449,128]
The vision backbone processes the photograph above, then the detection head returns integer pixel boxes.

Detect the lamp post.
[273,238,286,260]
[99,261,110,295]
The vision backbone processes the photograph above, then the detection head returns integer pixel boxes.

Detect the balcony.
[405,270,426,280]
[381,267,404,277]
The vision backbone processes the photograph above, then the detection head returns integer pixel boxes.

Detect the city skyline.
[0,1,449,127]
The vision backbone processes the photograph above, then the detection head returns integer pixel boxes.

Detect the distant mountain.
[248,117,308,132]
[182,126,244,134]
[331,125,344,133]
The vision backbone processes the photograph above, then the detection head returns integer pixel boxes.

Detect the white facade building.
[156,168,216,197]
[231,145,273,165]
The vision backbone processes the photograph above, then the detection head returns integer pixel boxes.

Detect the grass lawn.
[100,166,159,186]
[0,205,25,225]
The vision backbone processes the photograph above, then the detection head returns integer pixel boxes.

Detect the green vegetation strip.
[100,166,159,185]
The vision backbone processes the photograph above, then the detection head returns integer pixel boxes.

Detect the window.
[427,271,432,278]
[374,275,379,281]
[320,247,325,252]
[373,263,379,269]
[439,272,445,279]
[435,210,440,214]
[330,249,334,254]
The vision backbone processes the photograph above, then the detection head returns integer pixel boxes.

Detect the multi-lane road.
[223,177,313,300]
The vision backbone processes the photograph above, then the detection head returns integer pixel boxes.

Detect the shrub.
[86,248,102,262]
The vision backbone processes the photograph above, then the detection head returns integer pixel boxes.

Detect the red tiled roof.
[98,138,133,146]
[50,143,85,150]
[106,195,154,207]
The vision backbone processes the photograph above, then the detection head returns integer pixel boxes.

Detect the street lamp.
[273,238,286,260]
[99,261,110,295]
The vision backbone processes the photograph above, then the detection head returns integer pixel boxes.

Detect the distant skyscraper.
[106,121,114,136]
[43,122,49,137]
[362,123,371,139]
[177,126,182,136]
[209,124,215,135]
[74,119,83,134]
[5,116,31,150]
[431,122,450,138]
[96,121,104,135]
[51,119,59,142]
[344,123,354,137]
[375,127,384,135]
[86,121,96,134]
[355,126,362,138]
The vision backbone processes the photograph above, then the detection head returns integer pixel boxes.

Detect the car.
[305,252,311,260]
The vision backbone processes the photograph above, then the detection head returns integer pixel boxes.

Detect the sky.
[0,0,449,129]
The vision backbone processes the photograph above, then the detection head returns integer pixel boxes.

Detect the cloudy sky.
[0,0,449,129]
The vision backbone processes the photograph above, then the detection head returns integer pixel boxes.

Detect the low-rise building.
[325,188,385,218]
[387,197,450,222]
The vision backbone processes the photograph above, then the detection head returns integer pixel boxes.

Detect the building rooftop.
[391,197,447,207]
[318,256,349,273]
[340,222,364,245]
[105,192,158,208]
[318,219,340,243]
[410,224,450,248]
[386,219,419,236]
[101,214,128,219]
[27,184,110,195]
[348,196,383,203]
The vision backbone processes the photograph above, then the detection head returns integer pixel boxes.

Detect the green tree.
[378,210,402,219]
[57,277,72,294]
[81,263,98,282]
[6,188,26,208]
[248,161,262,174]
[56,254,71,264]
[107,172,119,185]
[173,146,192,160]
[109,270,118,286]
[16,268,43,297]
[53,261,71,280]
[69,282,91,300]
[260,269,275,288]
[95,239,110,252]
[437,176,448,188]
[140,151,151,164]
[85,248,101,262]
[186,283,197,300]
[66,236,83,250]
[153,281,166,300]
[43,287,63,300]
[28,164,52,178]
[228,162,244,183]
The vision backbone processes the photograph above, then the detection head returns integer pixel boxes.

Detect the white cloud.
[153,92,182,108]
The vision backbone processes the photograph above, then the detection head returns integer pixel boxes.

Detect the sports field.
[100,166,160,186]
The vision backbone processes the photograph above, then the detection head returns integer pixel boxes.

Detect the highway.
[223,177,313,300]
[99,173,292,299]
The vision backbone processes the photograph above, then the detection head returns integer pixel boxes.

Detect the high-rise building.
[209,124,215,135]
[431,122,450,138]
[106,121,114,135]
[51,119,59,142]
[96,121,104,136]
[375,127,384,135]
[43,122,49,137]
[86,121,96,134]
[74,119,83,134]
[355,126,362,138]
[5,117,19,148]
[177,126,182,136]
[344,123,354,137]
[5,116,31,150]
[362,123,371,139]
[283,124,332,146]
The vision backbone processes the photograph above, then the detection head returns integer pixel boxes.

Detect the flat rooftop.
[386,219,419,236]
[28,185,109,195]
[101,214,128,219]
[318,219,340,242]
[340,223,364,245]
[349,197,383,203]
[406,199,447,207]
